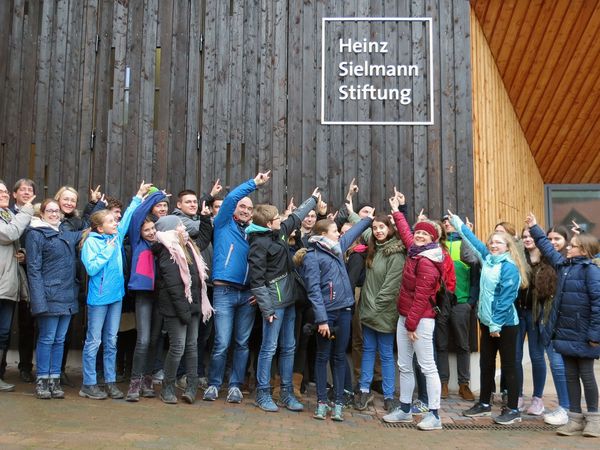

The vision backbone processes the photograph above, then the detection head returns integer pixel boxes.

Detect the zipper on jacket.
[224,244,234,267]
[275,281,282,302]
[329,282,333,302]
[99,273,104,296]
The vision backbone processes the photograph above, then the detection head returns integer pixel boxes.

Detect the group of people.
[0,174,598,437]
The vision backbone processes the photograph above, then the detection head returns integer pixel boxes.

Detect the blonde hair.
[79,210,113,249]
[488,231,529,289]
[54,186,80,217]
[252,204,279,227]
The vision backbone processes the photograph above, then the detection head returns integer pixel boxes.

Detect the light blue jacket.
[450,216,520,333]
[81,195,142,306]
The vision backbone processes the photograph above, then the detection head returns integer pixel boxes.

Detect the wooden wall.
[0,0,474,222]
[470,7,545,237]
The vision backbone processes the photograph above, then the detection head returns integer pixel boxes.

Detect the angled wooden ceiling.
[471,0,600,184]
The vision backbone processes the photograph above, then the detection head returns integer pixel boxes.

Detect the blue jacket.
[25,221,82,316]
[530,224,600,358]
[127,191,166,291]
[211,179,256,286]
[451,216,520,333]
[300,218,372,324]
[81,196,142,306]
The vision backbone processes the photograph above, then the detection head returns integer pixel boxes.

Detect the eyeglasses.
[567,244,581,249]
[45,209,61,215]
[0,189,9,195]
[272,216,281,221]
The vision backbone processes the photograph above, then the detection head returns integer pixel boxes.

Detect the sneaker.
[35,379,52,399]
[313,402,330,420]
[383,406,413,423]
[126,378,142,402]
[331,403,344,422]
[203,385,219,401]
[79,384,108,400]
[152,369,164,385]
[410,400,429,415]
[226,386,243,403]
[544,406,569,426]
[49,378,65,399]
[463,402,492,417]
[20,369,35,383]
[526,396,544,416]
[141,375,156,398]
[105,382,124,399]
[255,389,279,412]
[342,389,354,408]
[495,408,522,425]
[384,398,400,412]
[354,391,374,411]
[0,378,15,392]
[278,388,304,412]
[417,411,442,431]
[176,375,187,391]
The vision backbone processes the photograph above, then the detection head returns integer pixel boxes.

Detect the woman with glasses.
[25,199,83,399]
[526,213,600,437]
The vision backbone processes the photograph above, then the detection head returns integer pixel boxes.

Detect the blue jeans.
[0,300,16,351]
[516,310,546,398]
[36,315,71,378]
[256,304,296,391]
[359,325,395,398]
[546,341,569,409]
[82,301,122,385]
[315,307,352,404]
[207,285,255,388]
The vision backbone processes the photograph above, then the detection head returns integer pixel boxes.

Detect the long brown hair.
[365,215,397,268]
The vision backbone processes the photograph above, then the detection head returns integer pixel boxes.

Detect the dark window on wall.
[545,184,600,238]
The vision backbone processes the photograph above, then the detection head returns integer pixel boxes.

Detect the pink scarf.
[155,230,214,323]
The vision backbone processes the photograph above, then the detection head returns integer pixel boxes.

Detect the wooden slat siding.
[46,0,69,195]
[0,1,11,163]
[439,0,456,215]
[327,11,343,208]
[480,0,502,40]
[226,0,243,191]
[454,0,474,220]
[315,0,329,196]
[580,111,600,183]
[60,1,84,189]
[200,0,217,190]
[5,0,25,183]
[487,0,514,59]
[529,3,600,159]
[107,0,127,200]
[185,0,201,192]
[471,9,545,237]
[286,0,303,201]
[301,0,317,197]
[138,0,158,185]
[257,0,273,202]
[154,0,173,190]
[426,0,442,218]
[343,1,359,205]
[214,0,230,187]
[242,0,259,182]
[495,0,529,79]
[91,1,114,191]
[520,1,589,138]
[167,0,190,196]
[271,0,288,208]
[17,1,39,180]
[76,0,100,196]
[412,1,428,218]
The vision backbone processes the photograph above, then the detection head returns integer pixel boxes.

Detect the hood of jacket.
[377,237,405,257]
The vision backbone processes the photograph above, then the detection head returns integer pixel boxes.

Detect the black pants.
[436,303,471,384]
[18,300,35,372]
[563,355,598,413]
[479,324,519,410]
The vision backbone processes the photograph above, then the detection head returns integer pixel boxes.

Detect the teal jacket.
[450,216,520,333]
[81,196,142,306]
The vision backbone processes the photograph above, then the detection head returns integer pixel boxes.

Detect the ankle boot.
[583,411,600,438]
[459,383,475,401]
[182,376,199,404]
[292,373,303,400]
[0,350,14,392]
[126,377,142,402]
[141,375,156,398]
[557,411,585,436]
[278,387,304,411]
[441,382,449,399]
[35,378,52,399]
[49,378,65,399]
[160,379,178,404]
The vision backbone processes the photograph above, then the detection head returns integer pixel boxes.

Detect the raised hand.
[311,187,321,201]
[254,170,271,186]
[23,195,36,209]
[465,217,473,231]
[199,201,211,216]
[90,185,102,203]
[317,199,328,216]
[366,208,375,219]
[137,180,153,198]
[210,179,223,197]
[346,178,358,200]
[394,187,405,205]
[571,219,582,235]
[389,196,400,212]
[525,212,537,228]
[417,208,427,222]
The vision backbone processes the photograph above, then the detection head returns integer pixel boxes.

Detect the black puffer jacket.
[153,244,201,324]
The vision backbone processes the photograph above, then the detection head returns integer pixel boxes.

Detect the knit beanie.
[148,186,170,204]
[155,215,182,232]
[414,221,439,241]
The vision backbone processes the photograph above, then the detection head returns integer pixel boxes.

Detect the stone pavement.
[0,364,599,449]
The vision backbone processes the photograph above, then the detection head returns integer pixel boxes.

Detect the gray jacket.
[0,205,34,301]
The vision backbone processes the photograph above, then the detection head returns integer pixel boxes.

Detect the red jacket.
[392,211,446,332]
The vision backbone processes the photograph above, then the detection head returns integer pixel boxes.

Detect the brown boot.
[441,382,449,399]
[271,375,281,400]
[459,383,475,401]
[583,411,600,438]
[292,372,303,400]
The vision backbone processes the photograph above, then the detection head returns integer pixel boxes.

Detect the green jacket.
[359,237,405,333]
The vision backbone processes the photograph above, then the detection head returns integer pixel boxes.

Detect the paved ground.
[1,363,599,449]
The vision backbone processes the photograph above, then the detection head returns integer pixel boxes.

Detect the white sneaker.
[526,396,544,416]
[417,412,442,431]
[544,406,568,425]
[517,396,524,411]
[383,407,413,423]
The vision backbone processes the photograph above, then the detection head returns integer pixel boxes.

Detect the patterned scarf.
[308,235,343,258]
[0,208,12,223]
[155,230,214,323]
[408,241,439,258]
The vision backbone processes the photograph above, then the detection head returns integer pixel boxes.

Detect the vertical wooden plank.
[302,0,318,197]
[286,0,303,200]
[200,0,217,189]
[227,0,244,190]
[0,0,12,159]
[327,3,343,206]
[242,0,259,182]
[315,0,329,198]
[185,0,201,191]
[214,0,230,186]
[257,0,273,202]
[138,0,158,185]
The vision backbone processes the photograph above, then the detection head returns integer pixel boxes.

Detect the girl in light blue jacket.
[79,182,150,400]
